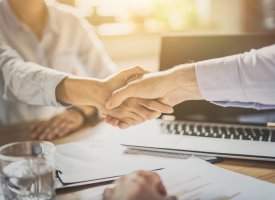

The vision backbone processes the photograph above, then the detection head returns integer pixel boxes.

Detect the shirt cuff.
[195,55,247,103]
[43,71,70,107]
[211,101,275,110]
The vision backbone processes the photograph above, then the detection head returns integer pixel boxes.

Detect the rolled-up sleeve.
[195,45,275,110]
[0,40,70,106]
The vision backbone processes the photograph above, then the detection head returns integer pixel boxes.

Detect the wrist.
[56,76,108,111]
[169,64,202,101]
[67,106,87,124]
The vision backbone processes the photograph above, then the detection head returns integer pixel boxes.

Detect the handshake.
[56,65,202,129]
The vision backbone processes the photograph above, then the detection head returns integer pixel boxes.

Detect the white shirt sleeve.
[195,45,275,110]
[0,39,70,106]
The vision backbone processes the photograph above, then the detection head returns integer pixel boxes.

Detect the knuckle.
[136,170,146,177]
[145,101,157,110]
[151,172,161,181]
[152,112,161,119]
[145,101,153,108]
[123,100,131,107]
[103,188,113,199]
[124,118,135,125]
[134,66,143,72]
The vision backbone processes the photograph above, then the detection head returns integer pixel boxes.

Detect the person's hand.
[103,171,177,200]
[104,98,172,129]
[30,108,87,140]
[102,67,173,127]
[106,64,202,110]
[56,66,173,127]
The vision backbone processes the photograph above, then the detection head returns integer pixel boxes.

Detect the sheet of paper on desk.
[55,141,186,185]
[159,157,275,200]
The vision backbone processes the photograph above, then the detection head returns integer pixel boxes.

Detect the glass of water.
[0,141,55,200]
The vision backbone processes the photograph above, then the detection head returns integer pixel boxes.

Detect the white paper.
[55,141,184,184]
[159,157,275,200]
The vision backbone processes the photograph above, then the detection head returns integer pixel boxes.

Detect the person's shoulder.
[47,2,84,24]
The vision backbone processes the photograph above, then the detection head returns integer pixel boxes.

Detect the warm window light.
[75,0,212,33]
[196,0,211,25]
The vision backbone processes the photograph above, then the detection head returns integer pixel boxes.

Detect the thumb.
[123,66,150,82]
[105,84,135,109]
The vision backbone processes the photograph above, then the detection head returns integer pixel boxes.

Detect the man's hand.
[103,171,177,200]
[104,98,172,129]
[30,107,93,140]
[106,64,202,110]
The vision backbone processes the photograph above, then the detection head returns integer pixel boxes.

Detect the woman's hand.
[30,107,88,140]
[103,171,177,200]
[56,66,150,110]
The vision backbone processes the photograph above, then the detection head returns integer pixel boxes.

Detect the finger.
[109,98,161,122]
[135,171,167,195]
[30,122,41,132]
[31,122,42,139]
[105,84,136,109]
[46,120,69,140]
[57,120,77,138]
[39,118,66,140]
[118,117,138,128]
[117,110,145,127]
[103,188,114,200]
[118,121,129,129]
[32,120,52,140]
[129,104,161,121]
[57,128,71,138]
[108,105,146,126]
[127,74,144,83]
[139,99,174,114]
[105,115,113,124]
[48,116,65,127]
[157,180,167,196]
[110,118,120,127]
[101,112,106,117]
[125,110,145,124]
[106,116,128,128]
[123,66,150,79]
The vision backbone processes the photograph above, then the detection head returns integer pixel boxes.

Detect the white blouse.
[0,0,116,124]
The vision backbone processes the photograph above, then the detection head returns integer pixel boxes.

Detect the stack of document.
[55,141,190,188]
[58,156,275,200]
[161,157,275,200]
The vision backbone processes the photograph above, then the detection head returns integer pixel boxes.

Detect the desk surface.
[1,122,275,199]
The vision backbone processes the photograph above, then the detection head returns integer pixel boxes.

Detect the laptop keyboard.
[160,121,275,142]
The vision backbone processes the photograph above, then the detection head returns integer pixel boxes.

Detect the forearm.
[169,64,202,101]
[0,42,69,106]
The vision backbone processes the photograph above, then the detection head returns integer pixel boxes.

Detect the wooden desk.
[1,122,275,199]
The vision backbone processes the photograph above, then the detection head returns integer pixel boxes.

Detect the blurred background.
[58,0,275,71]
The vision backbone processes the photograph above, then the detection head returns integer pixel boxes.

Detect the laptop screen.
[159,33,275,126]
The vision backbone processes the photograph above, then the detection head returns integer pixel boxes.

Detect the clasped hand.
[104,64,201,128]
[101,66,174,129]
[31,66,175,140]
[32,64,201,140]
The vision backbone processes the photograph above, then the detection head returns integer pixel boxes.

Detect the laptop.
[122,33,275,161]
